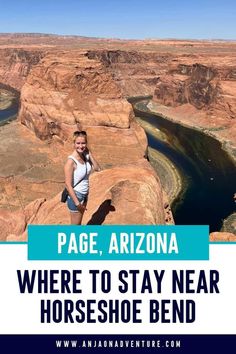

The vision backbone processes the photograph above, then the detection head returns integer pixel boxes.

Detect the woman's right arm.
[64,159,81,207]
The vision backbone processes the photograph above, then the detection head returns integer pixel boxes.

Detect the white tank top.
[68,155,92,195]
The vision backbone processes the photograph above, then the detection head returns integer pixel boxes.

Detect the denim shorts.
[67,191,88,213]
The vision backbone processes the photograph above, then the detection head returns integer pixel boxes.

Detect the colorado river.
[0,88,19,125]
[1,90,235,232]
[130,98,236,232]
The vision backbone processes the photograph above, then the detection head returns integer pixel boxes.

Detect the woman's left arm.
[88,151,101,171]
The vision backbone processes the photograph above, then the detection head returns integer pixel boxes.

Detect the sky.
[0,0,235,40]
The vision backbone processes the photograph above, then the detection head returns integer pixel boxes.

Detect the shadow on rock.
[87,199,115,225]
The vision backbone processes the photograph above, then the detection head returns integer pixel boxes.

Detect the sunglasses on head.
[73,130,87,136]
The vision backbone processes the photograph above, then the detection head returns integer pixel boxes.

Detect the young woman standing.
[64,131,101,224]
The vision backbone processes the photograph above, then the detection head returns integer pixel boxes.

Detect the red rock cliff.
[0,49,173,240]
[0,48,44,90]
[86,49,236,160]
[154,62,236,120]
[19,51,133,140]
[3,42,235,239]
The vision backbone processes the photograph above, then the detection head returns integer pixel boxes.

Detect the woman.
[64,130,101,225]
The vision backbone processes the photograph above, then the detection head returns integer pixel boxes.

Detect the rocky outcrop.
[84,165,167,225]
[0,48,174,240]
[154,62,236,120]
[0,121,66,212]
[0,117,174,241]
[210,232,236,242]
[1,38,235,239]
[19,51,133,141]
[154,64,219,109]
[4,165,171,241]
[87,49,236,132]
[0,48,44,90]
[1,198,46,241]
[87,50,169,97]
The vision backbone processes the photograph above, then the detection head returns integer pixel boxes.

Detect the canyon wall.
[18,51,133,141]
[154,62,236,121]
[0,48,173,241]
[0,48,44,90]
[87,49,236,129]
[1,40,235,240]
[87,50,169,97]
[87,49,236,167]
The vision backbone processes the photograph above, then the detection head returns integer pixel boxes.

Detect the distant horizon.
[0,32,235,42]
[0,1,235,40]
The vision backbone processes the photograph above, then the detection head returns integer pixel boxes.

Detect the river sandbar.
[135,116,182,203]
[0,89,16,110]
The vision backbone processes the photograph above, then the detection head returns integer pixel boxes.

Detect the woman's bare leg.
[70,211,83,225]
[69,202,87,225]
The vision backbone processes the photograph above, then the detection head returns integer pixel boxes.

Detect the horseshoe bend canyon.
[0,33,235,241]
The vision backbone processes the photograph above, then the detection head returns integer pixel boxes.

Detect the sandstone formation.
[0,44,174,240]
[0,121,65,213]
[5,165,171,241]
[0,48,44,90]
[155,63,235,114]
[87,49,236,147]
[1,34,235,240]
[210,232,236,242]
[18,51,134,141]
[153,61,236,127]
[152,60,236,158]
[0,119,172,241]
